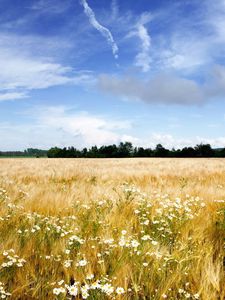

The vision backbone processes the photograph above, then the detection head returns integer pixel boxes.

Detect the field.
[0,158,224,300]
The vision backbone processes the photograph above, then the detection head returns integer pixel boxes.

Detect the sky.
[0,0,225,150]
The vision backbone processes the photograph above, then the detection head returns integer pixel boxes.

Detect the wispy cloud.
[0,52,92,100]
[128,12,152,72]
[0,92,28,102]
[135,13,152,72]
[135,25,151,72]
[111,0,119,20]
[80,0,119,59]
[30,0,72,14]
[0,33,94,101]
[147,0,225,73]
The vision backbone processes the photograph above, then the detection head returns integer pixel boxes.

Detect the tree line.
[0,143,225,158]
[0,148,48,157]
[47,142,225,158]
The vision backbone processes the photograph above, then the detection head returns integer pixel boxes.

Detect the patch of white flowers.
[53,278,126,299]
[0,282,11,299]
[0,183,212,299]
[1,249,26,268]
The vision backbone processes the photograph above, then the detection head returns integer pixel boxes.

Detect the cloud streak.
[111,0,119,20]
[0,92,28,102]
[135,23,151,72]
[127,13,152,72]
[80,0,119,59]
[135,13,152,72]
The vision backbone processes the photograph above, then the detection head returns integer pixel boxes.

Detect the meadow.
[0,158,224,300]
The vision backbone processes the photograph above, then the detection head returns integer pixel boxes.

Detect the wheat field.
[0,158,224,300]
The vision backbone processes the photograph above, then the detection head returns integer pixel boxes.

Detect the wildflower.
[67,285,78,296]
[91,281,101,289]
[141,235,150,240]
[152,220,159,224]
[64,260,72,268]
[17,262,23,267]
[86,274,94,280]
[104,238,114,244]
[119,239,126,247]
[101,283,114,295]
[116,287,125,294]
[185,293,191,298]
[151,240,158,246]
[143,219,149,225]
[53,287,65,295]
[143,262,148,267]
[131,240,140,248]
[77,259,87,267]
[81,285,89,299]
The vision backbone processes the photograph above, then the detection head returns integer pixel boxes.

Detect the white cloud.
[0,33,94,101]
[37,106,133,146]
[121,134,141,145]
[98,73,204,105]
[135,1,225,74]
[30,0,71,14]
[159,35,211,72]
[111,0,119,20]
[0,55,72,90]
[1,106,224,150]
[0,106,133,150]
[0,92,28,102]
[98,63,225,105]
[128,12,152,72]
[206,0,225,44]
[135,24,151,72]
[134,133,225,149]
[80,0,119,59]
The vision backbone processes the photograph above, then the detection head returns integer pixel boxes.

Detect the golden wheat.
[0,158,224,299]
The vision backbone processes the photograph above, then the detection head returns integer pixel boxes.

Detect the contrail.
[80,0,119,59]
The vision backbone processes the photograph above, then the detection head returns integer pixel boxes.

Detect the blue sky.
[0,0,225,150]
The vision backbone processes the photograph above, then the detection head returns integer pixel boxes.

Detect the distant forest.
[1,143,225,158]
